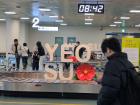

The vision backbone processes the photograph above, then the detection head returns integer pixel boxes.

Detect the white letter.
[76,44,91,62]
[61,44,73,62]
[59,63,74,80]
[44,64,57,80]
[45,43,58,61]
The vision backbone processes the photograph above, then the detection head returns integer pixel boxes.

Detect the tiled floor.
[0,97,97,105]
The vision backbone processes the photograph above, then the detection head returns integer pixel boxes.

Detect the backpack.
[119,60,140,105]
[38,47,45,56]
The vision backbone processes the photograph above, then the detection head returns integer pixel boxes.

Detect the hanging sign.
[32,17,58,31]
[122,38,140,66]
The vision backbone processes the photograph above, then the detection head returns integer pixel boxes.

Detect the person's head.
[14,39,18,45]
[101,37,121,57]
[23,43,27,46]
[36,41,42,48]
[76,41,80,46]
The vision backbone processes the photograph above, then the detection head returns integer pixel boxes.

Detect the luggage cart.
[6,54,17,71]
[0,57,6,71]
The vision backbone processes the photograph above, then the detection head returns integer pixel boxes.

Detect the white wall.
[19,22,29,45]
[0,22,6,52]
[28,26,140,50]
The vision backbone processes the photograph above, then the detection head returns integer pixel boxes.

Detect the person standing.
[97,37,134,105]
[74,41,80,56]
[11,39,22,70]
[21,43,29,70]
[34,41,45,71]
[32,51,39,71]
[74,41,85,58]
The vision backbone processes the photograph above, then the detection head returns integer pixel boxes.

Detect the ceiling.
[0,0,140,27]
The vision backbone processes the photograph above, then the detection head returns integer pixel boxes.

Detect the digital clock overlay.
[78,4,104,14]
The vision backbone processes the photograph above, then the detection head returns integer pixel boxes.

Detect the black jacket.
[97,52,134,105]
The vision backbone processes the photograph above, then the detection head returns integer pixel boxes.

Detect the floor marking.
[0,101,85,105]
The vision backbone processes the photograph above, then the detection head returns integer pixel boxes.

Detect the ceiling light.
[49,16,59,18]
[4,11,16,15]
[109,24,117,27]
[114,21,122,24]
[85,18,93,21]
[120,17,130,20]
[60,23,67,26]
[56,20,63,22]
[0,19,6,21]
[135,24,140,27]
[84,13,94,16]
[85,22,92,25]
[20,17,30,20]
[39,8,51,12]
[129,10,140,13]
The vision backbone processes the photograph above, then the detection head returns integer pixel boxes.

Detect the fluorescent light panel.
[120,17,130,20]
[4,11,16,15]
[20,17,30,20]
[85,22,92,25]
[129,10,140,13]
[114,21,122,24]
[56,20,63,22]
[85,18,93,21]
[109,24,117,27]
[0,19,6,21]
[39,8,51,12]
[135,24,140,27]
[60,23,67,26]
[49,16,58,18]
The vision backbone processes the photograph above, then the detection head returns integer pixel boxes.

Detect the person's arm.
[97,61,121,105]
[33,46,37,52]
[11,44,14,54]
[18,45,22,55]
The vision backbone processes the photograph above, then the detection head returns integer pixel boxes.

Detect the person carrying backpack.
[97,37,140,105]
[32,51,40,71]
[33,41,45,71]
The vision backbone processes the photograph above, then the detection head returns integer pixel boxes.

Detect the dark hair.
[14,39,18,42]
[101,37,121,53]
[76,41,80,44]
[36,41,45,56]
[23,43,27,46]
[36,41,42,48]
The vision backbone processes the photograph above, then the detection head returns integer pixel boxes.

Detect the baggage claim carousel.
[0,71,101,99]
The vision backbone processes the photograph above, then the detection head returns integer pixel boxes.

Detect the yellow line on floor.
[0,101,84,105]
[0,101,49,104]
[58,104,83,105]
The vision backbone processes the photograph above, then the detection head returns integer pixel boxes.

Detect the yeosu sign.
[44,43,94,81]
[45,43,91,62]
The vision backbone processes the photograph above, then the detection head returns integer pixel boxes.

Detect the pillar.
[6,19,28,53]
